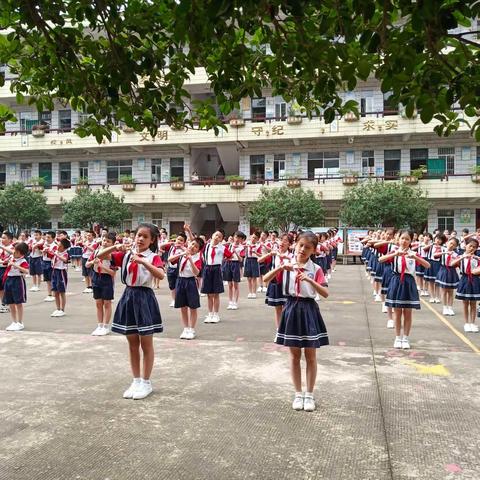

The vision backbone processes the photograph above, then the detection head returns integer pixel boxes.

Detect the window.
[79,161,88,180]
[151,158,162,182]
[152,212,162,226]
[438,209,454,232]
[170,157,184,180]
[274,153,286,180]
[275,102,287,120]
[250,154,265,180]
[361,150,375,175]
[307,152,339,179]
[107,160,132,183]
[0,164,5,186]
[59,162,71,185]
[383,92,398,116]
[76,113,90,126]
[40,111,51,130]
[360,94,373,117]
[20,163,32,183]
[384,149,401,178]
[410,148,428,171]
[251,97,266,121]
[58,110,71,131]
[438,147,455,175]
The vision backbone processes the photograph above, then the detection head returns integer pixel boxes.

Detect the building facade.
[0,65,479,235]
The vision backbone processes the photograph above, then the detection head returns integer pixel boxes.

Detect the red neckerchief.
[294,266,305,296]
[466,256,473,283]
[180,255,189,272]
[210,245,216,264]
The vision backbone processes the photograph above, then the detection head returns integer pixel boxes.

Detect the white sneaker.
[303,395,316,412]
[133,380,153,400]
[188,328,196,339]
[227,302,233,310]
[29,286,38,292]
[16,322,24,331]
[262,286,267,293]
[435,298,441,303]
[200,293,207,297]
[464,323,472,333]
[98,325,110,335]
[180,327,189,339]
[402,337,410,349]
[230,302,238,310]
[382,304,388,313]
[470,324,479,333]
[442,306,449,316]
[210,313,220,323]
[169,300,175,307]
[0,305,9,313]
[394,337,403,349]
[374,294,382,302]
[249,293,257,299]
[448,307,455,316]
[292,393,304,411]
[204,312,213,323]
[50,310,61,317]
[256,286,263,293]
[429,298,435,303]
[123,380,141,399]
[5,322,18,331]
[387,319,395,329]
[55,310,65,317]
[75,267,81,272]
[44,296,55,302]
[91,326,102,336]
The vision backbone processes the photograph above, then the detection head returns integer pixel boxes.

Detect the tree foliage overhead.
[339,181,430,231]
[0,182,50,235]
[249,186,325,232]
[62,188,131,229]
[0,1,479,140]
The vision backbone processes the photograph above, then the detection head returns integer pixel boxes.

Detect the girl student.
[451,238,480,333]
[49,238,71,318]
[423,233,446,303]
[97,223,165,400]
[160,232,187,307]
[80,230,98,294]
[259,232,294,329]
[86,232,118,336]
[28,229,44,292]
[42,231,57,303]
[264,231,329,412]
[412,233,427,296]
[380,229,430,349]
[224,231,246,310]
[201,229,232,323]
[433,237,460,316]
[1,242,29,331]
[372,229,395,304]
[70,230,83,272]
[257,231,271,293]
[169,237,204,340]
[244,231,262,299]
[0,231,15,314]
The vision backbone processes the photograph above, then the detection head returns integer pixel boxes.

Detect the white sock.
[98,323,103,328]
[395,336,402,341]
[295,391,303,397]
[133,377,142,384]
[403,335,409,340]
[142,378,151,385]
[305,392,314,398]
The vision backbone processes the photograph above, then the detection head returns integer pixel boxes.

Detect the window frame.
[151,158,162,182]
[59,162,72,186]
[170,157,184,181]
[438,147,455,175]
[106,159,133,184]
[250,154,265,181]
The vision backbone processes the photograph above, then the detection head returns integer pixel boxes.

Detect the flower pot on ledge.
[402,175,419,185]
[32,129,45,138]
[122,183,136,192]
[286,178,301,188]
[31,185,44,193]
[471,174,480,183]
[170,180,185,191]
[122,126,136,133]
[287,116,302,125]
[229,118,245,127]
[342,176,358,186]
[344,112,359,122]
[76,184,90,193]
[229,180,245,189]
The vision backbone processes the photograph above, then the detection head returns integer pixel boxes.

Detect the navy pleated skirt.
[381,263,393,295]
[415,264,425,277]
[374,261,385,282]
[423,260,440,282]
[435,266,459,289]
[455,275,480,301]
[385,274,420,309]
[112,286,163,336]
[201,265,224,294]
[244,257,260,278]
[275,297,329,348]
[265,281,286,307]
[175,276,200,309]
[223,262,241,283]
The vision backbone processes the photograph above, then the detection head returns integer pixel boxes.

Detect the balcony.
[27,173,480,206]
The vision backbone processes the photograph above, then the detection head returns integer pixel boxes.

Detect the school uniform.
[29,240,44,276]
[244,242,262,278]
[414,242,427,277]
[435,249,459,289]
[166,244,185,291]
[385,251,420,309]
[69,236,83,260]
[201,243,232,294]
[111,249,164,335]
[42,242,56,282]
[259,242,272,275]
[51,249,69,293]
[455,256,480,301]
[174,253,202,309]
[423,244,442,282]
[381,244,397,295]
[275,259,329,348]
[265,251,293,307]
[223,244,244,283]
[2,257,29,304]
[374,244,388,282]
[89,249,115,300]
[0,249,12,292]
[81,240,98,277]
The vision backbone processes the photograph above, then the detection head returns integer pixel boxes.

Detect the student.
[81,230,98,294]
[42,231,57,302]
[2,242,29,331]
[224,231,246,310]
[29,229,44,292]
[451,238,480,332]
[257,231,271,292]
[70,230,83,272]
[0,231,14,313]
[380,229,430,349]
[423,233,445,303]
[49,238,71,317]
[160,233,187,307]
[201,229,232,323]
[244,231,262,298]
[98,223,165,400]
[87,232,118,336]
[170,237,204,340]
[265,231,329,412]
[434,237,459,316]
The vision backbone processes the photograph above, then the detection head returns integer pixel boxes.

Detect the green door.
[39,162,52,188]
[427,158,446,177]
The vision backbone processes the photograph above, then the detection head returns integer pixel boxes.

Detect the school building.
[0,65,479,235]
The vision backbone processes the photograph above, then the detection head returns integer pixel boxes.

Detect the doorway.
[39,162,52,188]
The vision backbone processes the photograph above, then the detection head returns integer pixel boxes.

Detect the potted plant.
[229,111,245,127]
[287,105,303,125]
[226,175,245,189]
[170,176,185,190]
[286,175,301,188]
[30,176,46,192]
[32,124,47,137]
[344,111,359,122]
[471,165,480,183]
[122,125,136,133]
[119,174,136,191]
[340,170,359,185]
[76,177,89,192]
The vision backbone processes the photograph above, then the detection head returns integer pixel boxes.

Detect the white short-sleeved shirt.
[42,242,57,262]
[203,243,232,266]
[178,253,203,278]
[392,250,416,276]
[281,259,326,298]
[6,257,29,277]
[113,249,163,287]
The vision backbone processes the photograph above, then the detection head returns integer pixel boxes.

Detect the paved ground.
[0,265,479,480]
